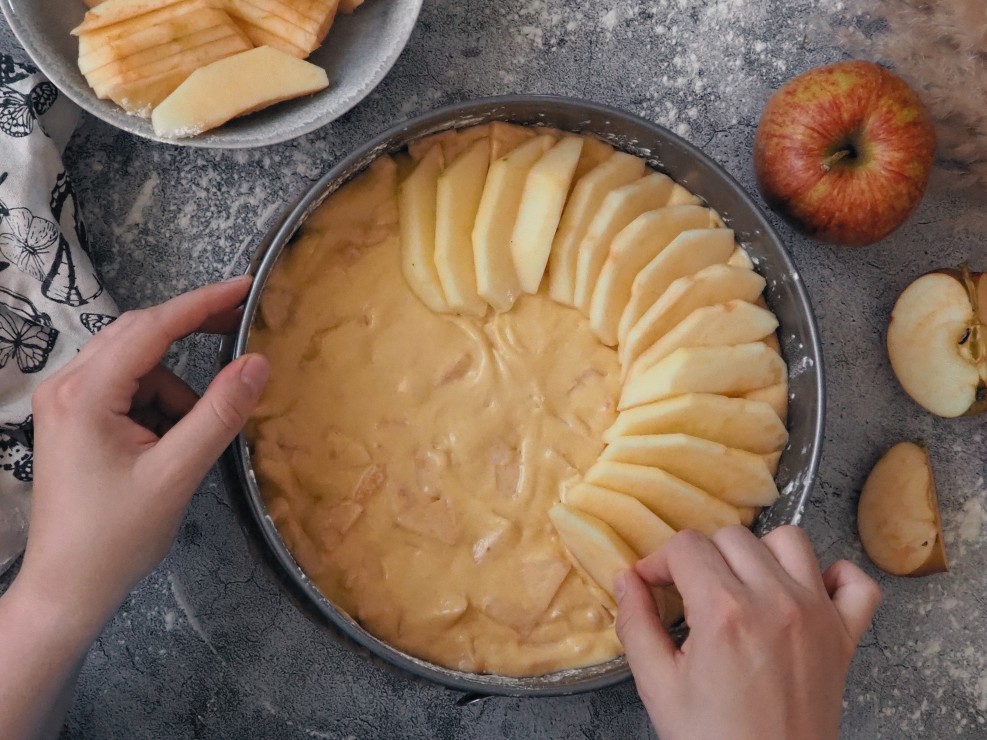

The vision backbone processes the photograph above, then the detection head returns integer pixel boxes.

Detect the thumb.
[615,569,677,711]
[151,353,270,491]
[822,559,882,644]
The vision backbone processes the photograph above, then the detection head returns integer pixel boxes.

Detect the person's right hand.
[615,525,881,740]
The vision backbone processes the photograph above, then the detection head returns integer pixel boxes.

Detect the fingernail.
[239,354,270,393]
[614,571,627,603]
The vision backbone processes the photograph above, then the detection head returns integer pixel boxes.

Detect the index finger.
[634,529,742,611]
[87,277,252,388]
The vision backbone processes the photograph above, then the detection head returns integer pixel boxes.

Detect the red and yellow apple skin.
[753,60,936,247]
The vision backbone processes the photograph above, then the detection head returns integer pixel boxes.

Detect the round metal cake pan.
[218,95,826,698]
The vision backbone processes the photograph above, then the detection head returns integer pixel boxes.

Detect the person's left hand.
[14,276,269,639]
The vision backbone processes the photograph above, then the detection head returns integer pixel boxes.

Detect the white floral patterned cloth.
[0,53,118,575]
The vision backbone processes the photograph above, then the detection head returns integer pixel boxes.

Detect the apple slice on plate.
[620,263,767,369]
[398,145,449,313]
[589,205,716,346]
[619,342,787,410]
[572,173,676,312]
[584,461,741,535]
[603,393,788,454]
[563,482,676,557]
[600,434,779,507]
[629,300,779,379]
[471,135,556,312]
[510,136,584,295]
[434,138,490,317]
[618,228,736,346]
[858,441,947,576]
[887,267,986,418]
[548,152,646,306]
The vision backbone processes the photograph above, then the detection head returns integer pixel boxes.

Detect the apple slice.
[620,264,767,368]
[589,205,716,346]
[618,228,736,345]
[619,343,787,410]
[744,382,789,423]
[434,138,489,317]
[762,451,782,476]
[150,45,329,137]
[727,247,754,269]
[548,152,646,306]
[603,393,788,454]
[489,121,535,159]
[600,434,779,507]
[584,461,741,535]
[629,300,780,380]
[563,482,676,557]
[472,135,556,311]
[398,145,449,313]
[737,507,760,527]
[887,268,986,418]
[548,503,637,603]
[572,173,676,312]
[73,0,189,33]
[510,136,584,294]
[572,136,615,183]
[666,183,702,206]
[857,441,947,576]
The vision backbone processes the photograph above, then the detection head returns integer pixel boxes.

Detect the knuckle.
[207,393,246,434]
[710,589,747,634]
[774,593,805,630]
[32,373,84,415]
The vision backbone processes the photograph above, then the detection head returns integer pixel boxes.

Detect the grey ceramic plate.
[0,0,422,148]
[219,96,826,698]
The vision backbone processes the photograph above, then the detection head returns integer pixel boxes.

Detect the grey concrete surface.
[2,1,987,737]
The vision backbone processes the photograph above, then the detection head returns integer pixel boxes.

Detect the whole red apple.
[754,60,936,247]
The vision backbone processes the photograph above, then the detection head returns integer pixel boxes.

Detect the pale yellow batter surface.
[247,156,625,676]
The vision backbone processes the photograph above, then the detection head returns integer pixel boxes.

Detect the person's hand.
[615,525,881,740]
[14,276,269,639]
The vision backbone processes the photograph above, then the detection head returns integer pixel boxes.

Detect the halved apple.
[572,173,676,311]
[584,461,741,535]
[618,228,736,345]
[600,434,779,507]
[603,393,788,454]
[887,267,986,418]
[398,145,449,313]
[548,152,646,305]
[472,135,555,311]
[510,136,584,294]
[629,300,779,379]
[619,342,786,410]
[563,482,676,557]
[620,263,767,368]
[857,441,947,576]
[589,205,716,346]
[433,138,490,317]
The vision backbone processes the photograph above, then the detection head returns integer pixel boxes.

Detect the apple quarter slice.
[618,228,736,346]
[572,172,676,312]
[737,507,760,527]
[563,482,676,557]
[583,461,741,535]
[619,342,787,410]
[727,247,754,269]
[620,263,767,368]
[472,134,556,312]
[399,145,449,313]
[762,451,782,476]
[628,300,779,380]
[589,205,716,346]
[548,152,646,305]
[603,393,788,454]
[743,382,789,423]
[600,434,780,508]
[548,503,636,603]
[434,138,490,317]
[572,136,616,183]
[510,136,584,294]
